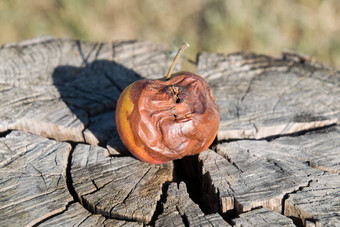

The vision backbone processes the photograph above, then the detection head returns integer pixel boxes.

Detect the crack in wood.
[271,73,310,114]
[64,142,82,203]
[217,122,338,144]
[0,130,12,138]
[219,148,243,173]
[29,163,48,190]
[109,168,153,217]
[29,201,75,227]
[240,73,259,102]
[176,205,190,227]
[198,128,337,224]
[281,179,313,227]
[173,152,237,225]
[173,155,208,211]
[1,38,339,226]
[103,71,124,93]
[76,40,97,67]
[147,181,170,226]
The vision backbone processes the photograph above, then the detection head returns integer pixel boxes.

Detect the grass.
[0,0,339,69]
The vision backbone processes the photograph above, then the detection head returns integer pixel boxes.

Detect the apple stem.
[165,42,190,80]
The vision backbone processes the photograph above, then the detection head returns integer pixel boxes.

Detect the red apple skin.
[115,72,220,164]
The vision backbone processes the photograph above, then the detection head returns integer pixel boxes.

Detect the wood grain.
[39,202,142,227]
[70,144,173,223]
[232,207,295,227]
[0,37,339,226]
[155,182,229,227]
[199,126,340,222]
[197,52,339,140]
[0,130,72,227]
[284,172,340,226]
[0,37,177,147]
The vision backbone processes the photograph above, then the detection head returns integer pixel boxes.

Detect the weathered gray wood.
[0,130,73,227]
[70,144,173,223]
[265,126,340,174]
[39,202,142,227]
[232,207,295,227]
[0,37,177,147]
[199,126,340,223]
[284,172,340,227]
[197,52,339,140]
[199,147,317,214]
[196,51,340,226]
[1,37,339,226]
[155,182,229,227]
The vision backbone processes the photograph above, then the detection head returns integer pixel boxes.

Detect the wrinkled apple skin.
[115,72,220,164]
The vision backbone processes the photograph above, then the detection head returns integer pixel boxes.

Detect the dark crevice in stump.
[174,152,238,225]
[65,141,81,204]
[173,155,204,210]
[147,181,170,226]
[0,130,12,138]
[199,151,239,225]
[177,207,190,227]
[281,179,313,227]
[211,147,239,225]
[1,38,339,226]
[281,192,302,227]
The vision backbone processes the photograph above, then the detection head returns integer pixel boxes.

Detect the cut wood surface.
[0,130,73,227]
[0,37,339,226]
[0,36,178,145]
[199,126,340,226]
[197,52,339,140]
[232,207,295,227]
[71,144,173,223]
[155,182,229,227]
[284,172,340,226]
[39,202,142,227]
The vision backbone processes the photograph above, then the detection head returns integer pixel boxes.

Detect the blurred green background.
[1,0,339,68]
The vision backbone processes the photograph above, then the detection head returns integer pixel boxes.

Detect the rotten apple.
[115,43,220,164]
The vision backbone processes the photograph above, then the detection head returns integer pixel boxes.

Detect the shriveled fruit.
[115,43,219,164]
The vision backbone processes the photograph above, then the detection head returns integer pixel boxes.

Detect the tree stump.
[0,37,339,226]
